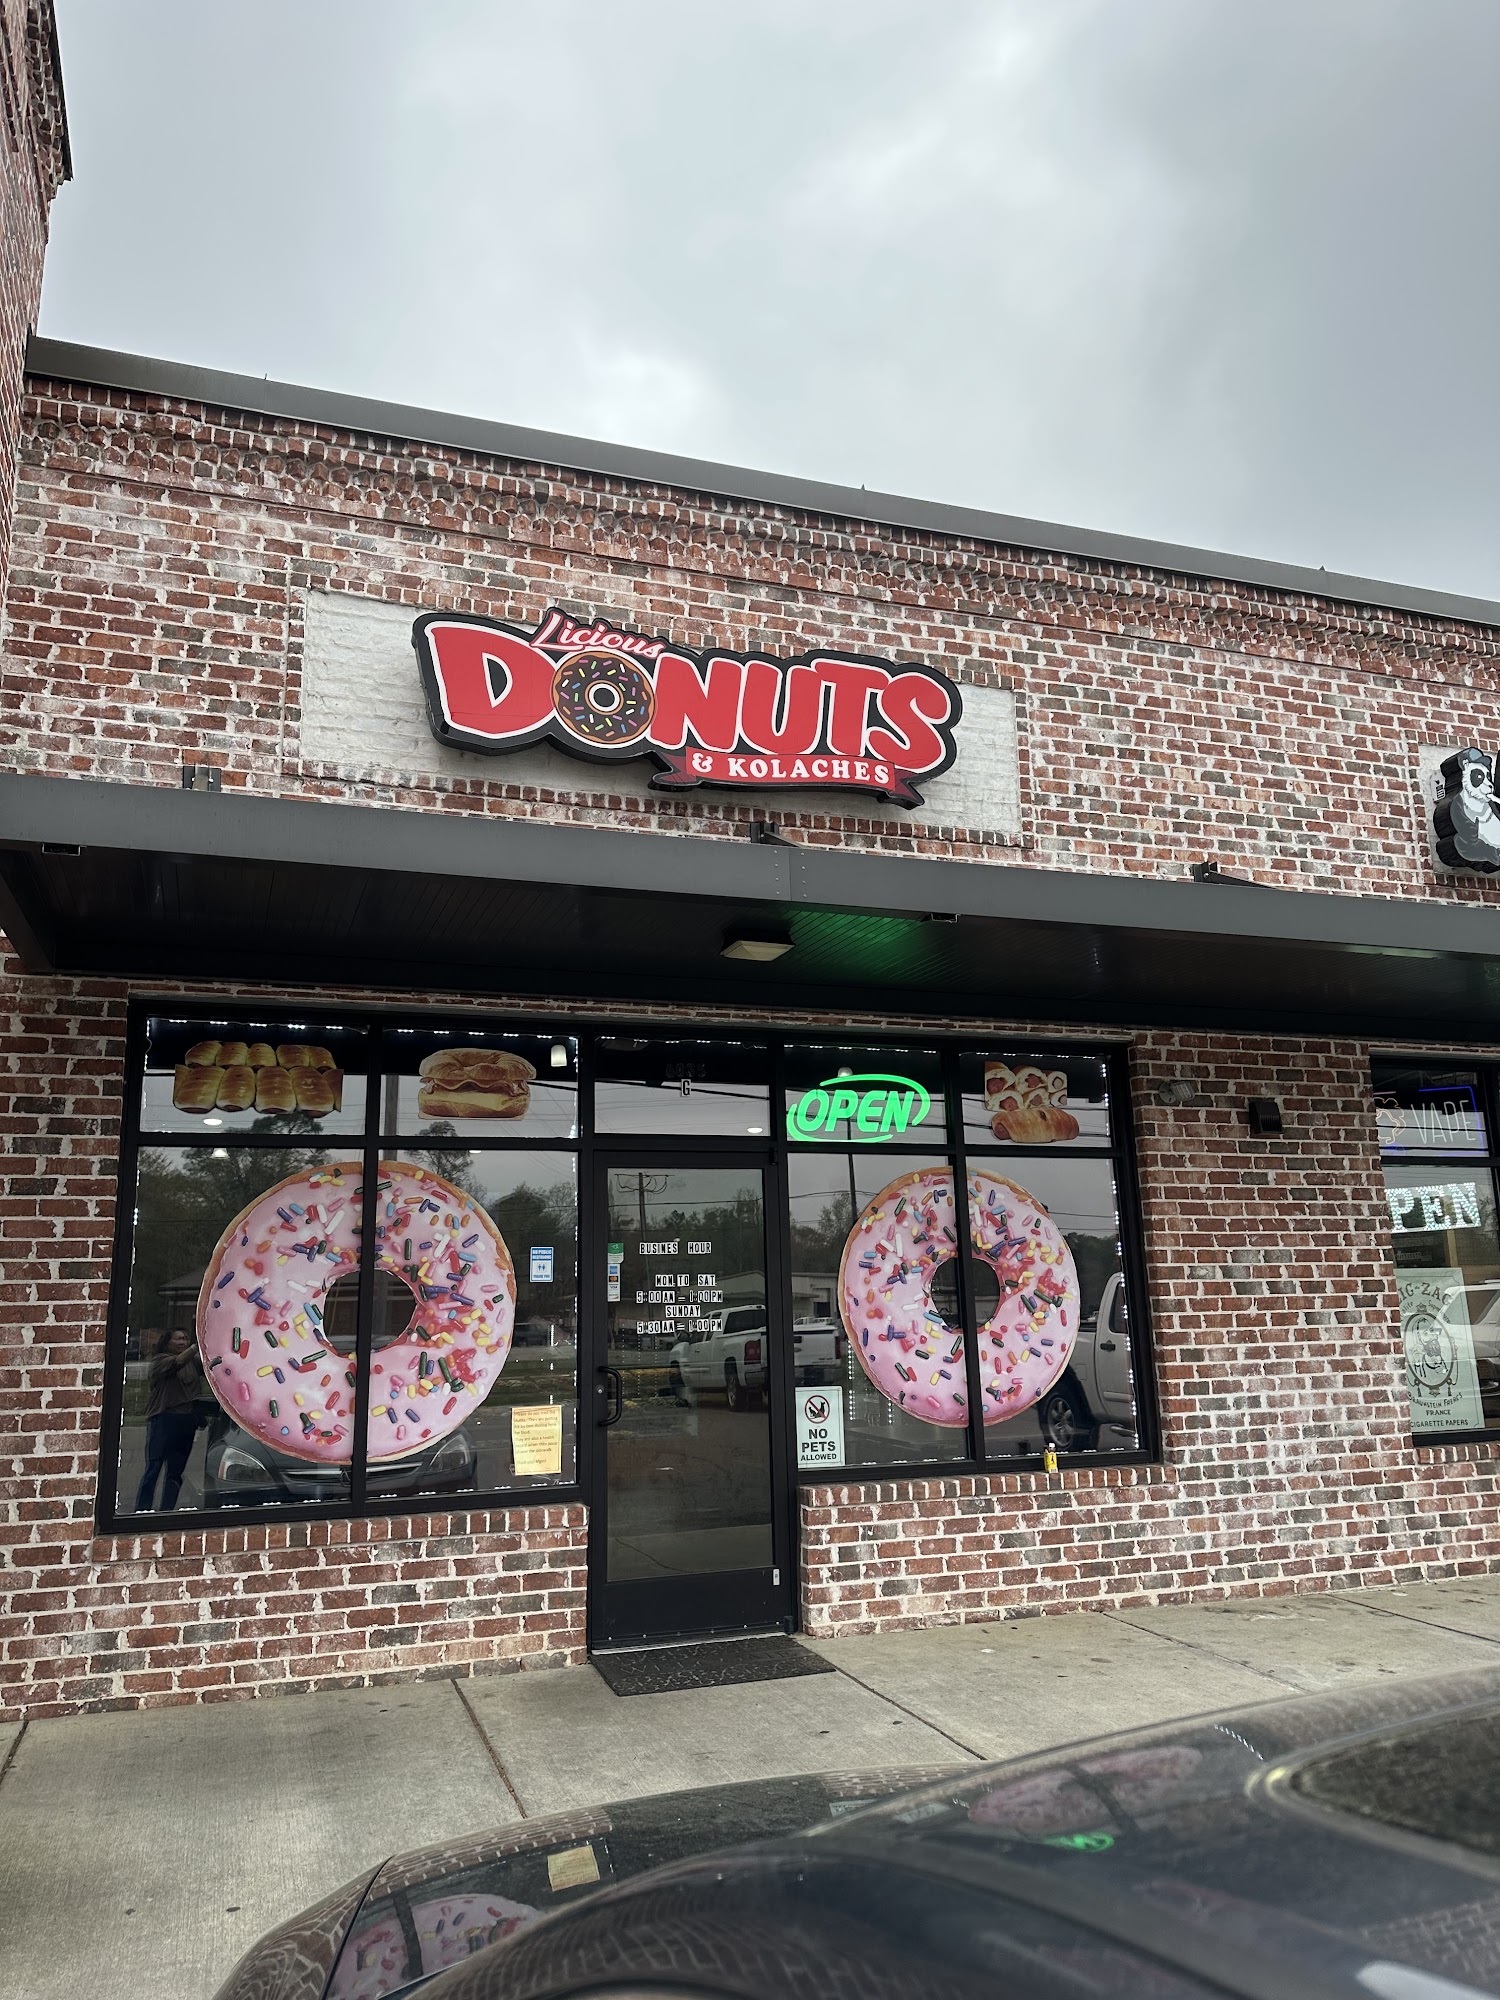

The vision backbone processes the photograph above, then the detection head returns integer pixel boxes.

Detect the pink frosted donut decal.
[838,1167,1079,1427]
[196,1159,515,1463]
[331,1894,539,2000]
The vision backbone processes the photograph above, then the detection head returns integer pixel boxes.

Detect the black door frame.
[583,1144,798,1649]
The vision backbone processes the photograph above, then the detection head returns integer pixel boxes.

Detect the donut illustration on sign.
[837,1165,1079,1427]
[551,649,656,749]
[195,1159,515,1464]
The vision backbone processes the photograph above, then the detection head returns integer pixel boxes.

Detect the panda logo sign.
[795,1386,844,1468]
[1435,748,1500,872]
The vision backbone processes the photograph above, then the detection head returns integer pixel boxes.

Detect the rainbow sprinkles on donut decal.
[838,1166,1080,1427]
[195,1159,516,1464]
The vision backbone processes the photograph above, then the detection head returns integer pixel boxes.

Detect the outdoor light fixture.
[721,926,792,962]
[1154,1079,1197,1107]
[549,1043,568,1069]
[1247,1097,1284,1135]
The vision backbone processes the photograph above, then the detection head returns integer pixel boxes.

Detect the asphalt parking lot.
[5,1575,1500,2000]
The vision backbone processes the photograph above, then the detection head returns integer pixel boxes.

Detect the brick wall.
[0,1,63,612]
[5,944,1500,1716]
[6,372,1500,896]
[801,1034,1500,1636]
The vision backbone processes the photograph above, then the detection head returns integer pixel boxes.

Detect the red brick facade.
[5,26,1500,1718]
[0,0,64,599]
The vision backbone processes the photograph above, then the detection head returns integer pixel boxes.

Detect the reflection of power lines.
[622,1171,669,1235]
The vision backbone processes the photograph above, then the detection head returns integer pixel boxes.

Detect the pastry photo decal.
[418,1046,535,1121]
[837,1165,1080,1428]
[985,1063,1079,1144]
[390,1028,578,1138]
[173,1038,344,1118]
[962,1051,1110,1148]
[196,1158,515,1465]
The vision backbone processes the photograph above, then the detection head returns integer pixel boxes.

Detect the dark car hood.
[211,1764,958,2000]
[412,1667,1500,2000]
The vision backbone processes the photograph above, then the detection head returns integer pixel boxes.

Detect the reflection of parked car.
[204,1423,476,1507]
[511,1316,567,1348]
[668,1312,845,1411]
[1038,1271,1134,1452]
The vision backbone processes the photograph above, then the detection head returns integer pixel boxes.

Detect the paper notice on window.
[1397,1267,1487,1434]
[511,1403,564,1478]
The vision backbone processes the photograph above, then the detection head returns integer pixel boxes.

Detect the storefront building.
[7,5,1500,1718]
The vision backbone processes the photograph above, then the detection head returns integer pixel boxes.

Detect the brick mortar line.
[449,1676,529,1820]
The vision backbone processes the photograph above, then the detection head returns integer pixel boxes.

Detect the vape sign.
[413,607,962,807]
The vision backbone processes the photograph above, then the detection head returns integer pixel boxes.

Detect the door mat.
[592,1636,836,1697]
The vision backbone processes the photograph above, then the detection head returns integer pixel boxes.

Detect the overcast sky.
[39,0,1500,600]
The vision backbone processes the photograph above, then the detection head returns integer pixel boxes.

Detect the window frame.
[98,1003,1160,1533]
[1374,1055,1500,1448]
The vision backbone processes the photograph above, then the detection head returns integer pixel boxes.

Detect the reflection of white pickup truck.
[669,1312,844,1412]
[1037,1272,1135,1452]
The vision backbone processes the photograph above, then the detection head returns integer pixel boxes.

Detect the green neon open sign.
[786,1073,933,1142]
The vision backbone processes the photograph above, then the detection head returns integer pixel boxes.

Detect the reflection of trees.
[792,1196,854,1278]
[613,1193,764,1283]
[130,1145,334,1342]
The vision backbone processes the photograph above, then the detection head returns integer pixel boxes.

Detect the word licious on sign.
[412,607,962,806]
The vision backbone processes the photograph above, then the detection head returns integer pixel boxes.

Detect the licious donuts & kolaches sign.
[413,606,963,806]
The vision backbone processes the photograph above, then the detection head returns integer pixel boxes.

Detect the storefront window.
[1374,1063,1487,1156]
[383,1025,579,1139]
[1377,1058,1500,1440]
[788,1151,972,1469]
[107,1019,1149,1525]
[968,1155,1134,1456]
[118,1145,357,1515]
[594,1035,771,1136]
[395,1148,579,1494]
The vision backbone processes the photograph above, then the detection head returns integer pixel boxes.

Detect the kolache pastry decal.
[173,1038,344,1118]
[413,604,963,807]
[984,1062,1080,1144]
[196,1159,515,1463]
[838,1166,1079,1427]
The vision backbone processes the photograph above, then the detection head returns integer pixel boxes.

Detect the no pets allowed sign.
[795,1386,845,1469]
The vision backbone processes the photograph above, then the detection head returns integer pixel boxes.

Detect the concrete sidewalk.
[4,1576,1500,2000]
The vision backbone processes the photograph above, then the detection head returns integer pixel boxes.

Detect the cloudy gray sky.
[39,0,1500,598]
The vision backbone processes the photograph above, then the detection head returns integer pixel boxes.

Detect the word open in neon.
[786,1073,933,1142]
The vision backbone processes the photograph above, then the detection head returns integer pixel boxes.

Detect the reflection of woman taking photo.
[134,1327,205,1511]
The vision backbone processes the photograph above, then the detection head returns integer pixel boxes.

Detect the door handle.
[1099,1339,1117,1352]
[599,1367,624,1427]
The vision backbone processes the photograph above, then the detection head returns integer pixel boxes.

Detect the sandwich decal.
[412,606,962,808]
[418,1046,535,1121]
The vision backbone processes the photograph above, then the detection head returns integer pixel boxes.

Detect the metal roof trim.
[25,336,1500,634]
[4,771,1500,965]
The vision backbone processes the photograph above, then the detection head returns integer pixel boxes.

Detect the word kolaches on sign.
[413,606,963,806]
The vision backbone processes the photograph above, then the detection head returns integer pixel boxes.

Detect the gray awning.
[3,772,1499,1038]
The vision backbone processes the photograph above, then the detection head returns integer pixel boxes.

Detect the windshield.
[1291,1709,1500,1858]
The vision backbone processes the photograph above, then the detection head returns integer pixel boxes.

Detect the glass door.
[590,1157,792,1646]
